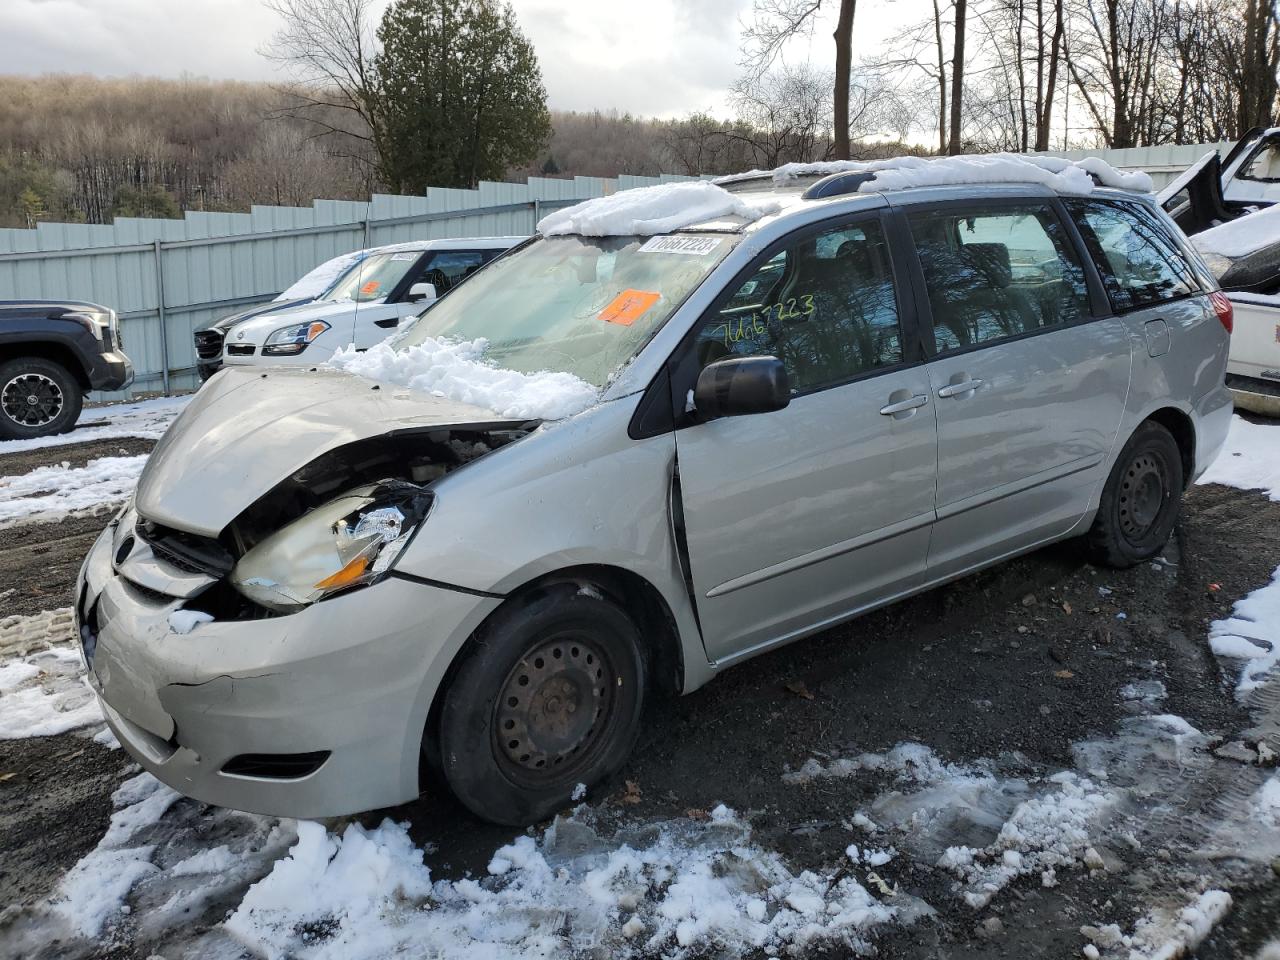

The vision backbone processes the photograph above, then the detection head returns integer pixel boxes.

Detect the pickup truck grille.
[194,329,225,360]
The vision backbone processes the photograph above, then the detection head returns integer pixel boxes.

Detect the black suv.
[0,300,134,440]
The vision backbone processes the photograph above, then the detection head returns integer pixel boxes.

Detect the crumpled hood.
[136,367,527,536]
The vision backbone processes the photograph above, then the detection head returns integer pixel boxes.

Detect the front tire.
[436,584,646,826]
[0,357,83,440]
[1086,421,1184,568]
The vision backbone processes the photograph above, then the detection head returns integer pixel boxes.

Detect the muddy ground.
[0,441,1278,956]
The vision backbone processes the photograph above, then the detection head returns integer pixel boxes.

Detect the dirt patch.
[0,735,134,911]
[0,437,154,478]
[0,514,113,618]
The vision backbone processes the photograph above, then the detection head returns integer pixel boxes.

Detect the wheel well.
[418,565,686,791]
[1144,407,1195,488]
[0,343,90,390]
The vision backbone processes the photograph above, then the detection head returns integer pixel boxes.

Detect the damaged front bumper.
[75,510,500,819]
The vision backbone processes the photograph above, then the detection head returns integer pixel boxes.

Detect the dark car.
[0,299,134,440]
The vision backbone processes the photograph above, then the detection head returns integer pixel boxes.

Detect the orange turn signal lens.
[314,555,369,590]
[307,321,329,341]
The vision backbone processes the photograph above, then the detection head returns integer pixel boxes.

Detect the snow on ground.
[1082,889,1233,960]
[0,645,102,739]
[327,336,599,420]
[783,742,1117,910]
[0,454,146,527]
[1192,202,1280,259]
[1208,566,1280,698]
[720,153,1153,195]
[537,180,782,237]
[1199,415,1280,500]
[0,395,188,456]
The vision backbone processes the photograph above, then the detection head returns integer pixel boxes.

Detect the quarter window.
[908,204,1091,352]
[1067,200,1202,311]
[692,218,903,393]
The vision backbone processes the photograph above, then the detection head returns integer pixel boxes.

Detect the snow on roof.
[718,152,1154,196]
[536,180,782,237]
[1191,202,1280,260]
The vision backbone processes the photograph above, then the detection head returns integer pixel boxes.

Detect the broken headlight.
[229,480,431,613]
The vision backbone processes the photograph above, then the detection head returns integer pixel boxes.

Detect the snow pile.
[537,180,781,237]
[1207,565,1280,698]
[0,395,188,455]
[327,337,599,420]
[168,609,214,635]
[0,454,147,527]
[1192,202,1280,259]
[0,647,102,739]
[50,774,181,937]
[1085,889,1233,960]
[226,806,911,960]
[785,743,1117,908]
[725,152,1153,195]
[1199,415,1280,500]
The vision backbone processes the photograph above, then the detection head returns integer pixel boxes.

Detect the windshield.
[397,234,736,386]
[327,251,423,303]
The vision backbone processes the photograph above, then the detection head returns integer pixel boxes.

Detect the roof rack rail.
[801,171,877,200]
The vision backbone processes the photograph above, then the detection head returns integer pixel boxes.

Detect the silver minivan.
[76,168,1233,826]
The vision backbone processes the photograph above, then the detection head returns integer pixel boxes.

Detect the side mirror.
[407,281,437,304]
[693,355,790,421]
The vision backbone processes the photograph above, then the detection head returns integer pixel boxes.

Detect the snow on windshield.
[537,181,781,237]
[327,337,599,421]
[719,153,1153,195]
[276,243,429,302]
[1191,202,1280,259]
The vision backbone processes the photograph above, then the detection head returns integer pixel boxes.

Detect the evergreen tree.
[375,0,552,191]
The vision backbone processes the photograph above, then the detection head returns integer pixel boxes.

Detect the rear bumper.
[1192,382,1236,480]
[76,519,499,818]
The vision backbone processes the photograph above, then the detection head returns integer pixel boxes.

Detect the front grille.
[226,343,254,357]
[136,521,234,578]
[194,329,225,360]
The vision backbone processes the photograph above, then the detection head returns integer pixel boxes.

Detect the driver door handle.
[879,394,929,416]
[937,378,984,398]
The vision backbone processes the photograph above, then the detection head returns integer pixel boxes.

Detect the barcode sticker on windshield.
[598,289,661,326]
[390,253,418,261]
[639,236,720,256]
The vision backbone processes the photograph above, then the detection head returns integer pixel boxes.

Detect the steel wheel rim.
[2,373,64,427]
[492,634,615,785]
[1118,451,1166,541]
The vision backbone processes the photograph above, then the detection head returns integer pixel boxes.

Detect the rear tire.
[435,584,646,826]
[0,357,82,440]
[1086,421,1184,568]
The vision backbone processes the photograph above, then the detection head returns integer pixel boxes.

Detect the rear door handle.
[937,378,984,398]
[879,394,929,416]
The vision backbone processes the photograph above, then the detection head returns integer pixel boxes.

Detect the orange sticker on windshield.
[598,289,660,326]
[360,280,380,295]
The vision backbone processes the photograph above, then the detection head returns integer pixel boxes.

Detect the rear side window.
[691,217,903,393]
[907,203,1091,352]
[1067,200,1202,311]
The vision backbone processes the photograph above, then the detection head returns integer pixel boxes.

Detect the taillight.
[1209,290,1233,334]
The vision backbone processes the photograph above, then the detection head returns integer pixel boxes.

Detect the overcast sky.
[0,0,917,118]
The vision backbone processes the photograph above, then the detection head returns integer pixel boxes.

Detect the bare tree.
[741,0,859,159]
[948,0,968,152]
[261,0,386,176]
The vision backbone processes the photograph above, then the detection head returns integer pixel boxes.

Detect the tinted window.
[692,218,902,393]
[908,204,1090,352]
[1067,200,1201,311]
[418,250,493,294]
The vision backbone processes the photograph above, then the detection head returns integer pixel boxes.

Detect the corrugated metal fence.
[0,144,1228,399]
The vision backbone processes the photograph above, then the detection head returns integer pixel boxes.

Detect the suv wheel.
[435,584,646,825]
[1086,420,1184,568]
[0,357,83,440]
